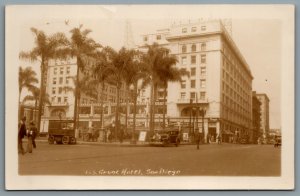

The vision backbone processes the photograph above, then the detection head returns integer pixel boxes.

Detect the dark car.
[150,129,180,147]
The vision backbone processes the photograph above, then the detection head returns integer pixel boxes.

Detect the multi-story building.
[252,91,261,143]
[40,58,129,133]
[256,93,270,139]
[138,20,254,142]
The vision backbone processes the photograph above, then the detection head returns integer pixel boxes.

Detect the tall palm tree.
[22,86,51,126]
[18,66,38,120]
[64,75,98,129]
[123,51,147,143]
[141,43,173,132]
[158,65,189,128]
[68,25,101,129]
[90,51,112,129]
[19,28,69,131]
[104,47,135,141]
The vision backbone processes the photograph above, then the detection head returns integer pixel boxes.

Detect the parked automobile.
[150,129,180,147]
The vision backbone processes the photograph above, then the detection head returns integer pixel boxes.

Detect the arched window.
[201,43,206,51]
[191,44,196,52]
[182,45,187,53]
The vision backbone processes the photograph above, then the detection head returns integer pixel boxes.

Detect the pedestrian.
[195,131,200,150]
[18,116,27,154]
[28,121,38,149]
[217,134,222,144]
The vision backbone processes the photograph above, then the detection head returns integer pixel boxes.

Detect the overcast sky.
[17,5,287,129]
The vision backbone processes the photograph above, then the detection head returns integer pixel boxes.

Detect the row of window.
[181,43,206,53]
[181,54,206,65]
[180,92,206,100]
[182,25,206,33]
[189,67,206,76]
[52,87,69,95]
[181,79,206,89]
[53,66,71,75]
[53,77,70,85]
[51,96,68,104]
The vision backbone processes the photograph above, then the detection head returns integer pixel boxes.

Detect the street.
[19,142,281,176]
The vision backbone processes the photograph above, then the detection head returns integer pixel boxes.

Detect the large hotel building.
[138,20,254,142]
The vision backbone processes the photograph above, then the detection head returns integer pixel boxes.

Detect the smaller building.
[20,102,39,126]
[252,91,261,143]
[256,93,270,139]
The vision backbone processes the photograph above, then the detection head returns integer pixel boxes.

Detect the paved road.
[19,142,281,176]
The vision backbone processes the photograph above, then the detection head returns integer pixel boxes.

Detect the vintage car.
[274,136,282,147]
[150,129,180,147]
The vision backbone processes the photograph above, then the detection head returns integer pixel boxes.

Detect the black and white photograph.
[5,5,294,190]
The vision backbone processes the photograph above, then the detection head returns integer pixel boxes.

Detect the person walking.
[217,134,222,144]
[28,121,38,149]
[18,116,27,154]
[195,130,201,150]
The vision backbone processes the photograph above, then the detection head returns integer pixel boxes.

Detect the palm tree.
[104,47,135,141]
[68,25,101,130]
[90,51,113,130]
[19,28,69,131]
[123,51,147,143]
[64,75,98,129]
[158,65,189,128]
[141,43,173,132]
[22,86,51,126]
[18,66,38,120]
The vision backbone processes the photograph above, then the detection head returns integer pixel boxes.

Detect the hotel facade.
[138,20,254,142]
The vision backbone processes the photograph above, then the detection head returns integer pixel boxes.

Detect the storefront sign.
[138,131,147,142]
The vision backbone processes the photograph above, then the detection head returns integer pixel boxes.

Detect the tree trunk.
[132,82,138,144]
[77,96,80,130]
[35,100,38,126]
[37,60,46,132]
[73,58,80,129]
[162,84,167,129]
[100,82,104,129]
[18,89,21,122]
[115,83,121,141]
[149,80,154,132]
[125,85,130,134]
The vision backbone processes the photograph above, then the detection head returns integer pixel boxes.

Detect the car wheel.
[48,136,55,144]
[62,136,69,145]
[162,140,168,147]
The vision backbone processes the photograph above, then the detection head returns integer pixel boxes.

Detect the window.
[191,44,196,52]
[60,67,64,74]
[156,35,161,40]
[200,67,206,75]
[201,43,206,51]
[66,77,69,84]
[200,92,206,100]
[182,28,187,33]
[53,77,57,85]
[191,67,196,76]
[191,80,196,88]
[191,27,197,32]
[59,87,62,94]
[190,92,196,99]
[181,80,186,89]
[200,79,206,88]
[53,68,57,75]
[66,67,70,74]
[51,97,55,102]
[52,87,56,94]
[182,45,187,53]
[59,77,63,84]
[181,56,187,65]
[58,97,61,103]
[64,97,68,103]
[201,54,206,63]
[191,55,196,64]
[201,25,206,31]
[180,92,186,99]
[143,36,148,42]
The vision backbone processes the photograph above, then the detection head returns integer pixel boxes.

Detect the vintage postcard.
[5,5,294,190]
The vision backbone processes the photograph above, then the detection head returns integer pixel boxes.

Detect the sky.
[17,5,287,129]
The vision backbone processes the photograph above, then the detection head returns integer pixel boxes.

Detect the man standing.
[29,121,38,148]
[195,130,201,150]
[18,116,27,154]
